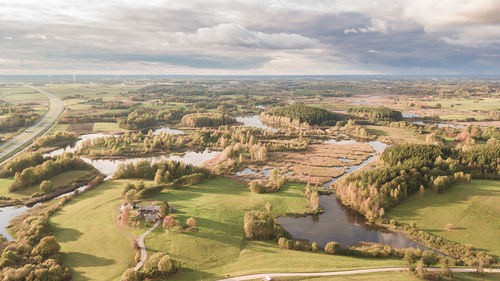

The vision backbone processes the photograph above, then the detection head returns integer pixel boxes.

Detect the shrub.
[324,242,340,254]
[243,211,277,240]
[186,217,197,230]
[311,242,321,252]
[144,252,180,277]
[39,180,55,194]
[248,181,264,193]
[422,251,440,267]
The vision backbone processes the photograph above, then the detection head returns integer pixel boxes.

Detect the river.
[278,139,427,250]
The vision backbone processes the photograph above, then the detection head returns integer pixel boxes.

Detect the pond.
[278,140,427,250]
[277,196,426,249]
[153,127,184,135]
[236,115,277,132]
[402,112,420,118]
[45,133,110,157]
[81,149,218,178]
[0,206,28,240]
[413,121,466,129]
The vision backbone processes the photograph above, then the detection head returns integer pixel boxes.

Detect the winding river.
[278,139,427,250]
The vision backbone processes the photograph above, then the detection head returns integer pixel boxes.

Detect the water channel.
[278,139,426,250]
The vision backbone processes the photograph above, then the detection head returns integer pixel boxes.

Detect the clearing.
[387,180,500,260]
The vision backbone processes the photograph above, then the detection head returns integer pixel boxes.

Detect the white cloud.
[166,23,318,50]
[2,36,12,40]
[24,33,47,40]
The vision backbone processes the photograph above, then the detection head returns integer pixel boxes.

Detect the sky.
[1,0,500,75]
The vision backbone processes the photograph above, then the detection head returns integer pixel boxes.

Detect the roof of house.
[139,205,160,212]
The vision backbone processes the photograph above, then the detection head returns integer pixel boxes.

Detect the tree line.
[10,153,94,191]
[267,104,340,126]
[335,143,500,221]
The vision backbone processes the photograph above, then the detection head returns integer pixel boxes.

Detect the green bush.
[243,211,277,240]
[324,242,340,254]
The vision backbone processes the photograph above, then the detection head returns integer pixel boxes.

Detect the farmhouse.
[136,205,161,223]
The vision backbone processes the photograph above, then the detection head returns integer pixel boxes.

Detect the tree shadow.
[52,225,83,242]
[62,252,115,267]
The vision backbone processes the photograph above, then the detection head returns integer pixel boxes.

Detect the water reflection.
[0,206,28,240]
[236,115,277,132]
[277,196,425,249]
[153,127,184,135]
[82,149,218,178]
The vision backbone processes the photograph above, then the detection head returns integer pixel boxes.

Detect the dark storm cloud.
[0,0,499,74]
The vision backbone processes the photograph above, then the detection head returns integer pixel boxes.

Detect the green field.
[49,180,154,281]
[48,123,70,134]
[0,170,97,199]
[93,122,128,133]
[139,178,403,281]
[265,272,500,281]
[439,114,489,121]
[41,84,143,99]
[387,180,500,260]
[50,177,404,281]
[427,98,500,112]
[366,125,425,144]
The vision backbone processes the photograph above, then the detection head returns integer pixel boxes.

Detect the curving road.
[216,267,500,281]
[134,220,160,271]
[0,86,63,164]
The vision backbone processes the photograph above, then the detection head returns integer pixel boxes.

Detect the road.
[0,86,63,164]
[134,220,160,271]
[216,267,500,281]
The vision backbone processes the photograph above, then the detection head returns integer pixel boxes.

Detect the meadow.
[50,177,405,281]
[387,180,500,260]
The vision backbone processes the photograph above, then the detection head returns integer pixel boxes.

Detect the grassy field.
[48,123,70,134]
[41,84,143,99]
[138,177,404,281]
[50,177,404,281]
[366,125,425,144]
[49,179,154,281]
[93,122,128,133]
[0,170,97,199]
[261,272,500,281]
[439,114,489,121]
[427,98,500,112]
[387,180,500,260]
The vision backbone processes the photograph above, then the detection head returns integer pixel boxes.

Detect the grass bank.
[140,177,404,281]
[387,180,500,260]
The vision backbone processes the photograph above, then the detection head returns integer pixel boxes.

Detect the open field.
[93,122,128,133]
[426,98,500,112]
[366,125,425,144]
[41,84,144,99]
[254,272,500,281]
[139,177,404,281]
[49,179,155,281]
[0,169,98,199]
[387,180,500,260]
[50,177,404,281]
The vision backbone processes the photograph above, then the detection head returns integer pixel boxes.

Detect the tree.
[422,251,439,267]
[162,216,176,230]
[154,169,163,185]
[32,236,60,260]
[248,181,263,193]
[159,201,169,218]
[125,189,137,204]
[416,258,425,279]
[404,250,419,266]
[324,242,340,254]
[243,211,276,240]
[309,191,320,212]
[186,217,197,230]
[39,180,54,194]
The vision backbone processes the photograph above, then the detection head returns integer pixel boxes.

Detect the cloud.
[165,23,318,50]
[0,0,499,74]
[24,33,47,40]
